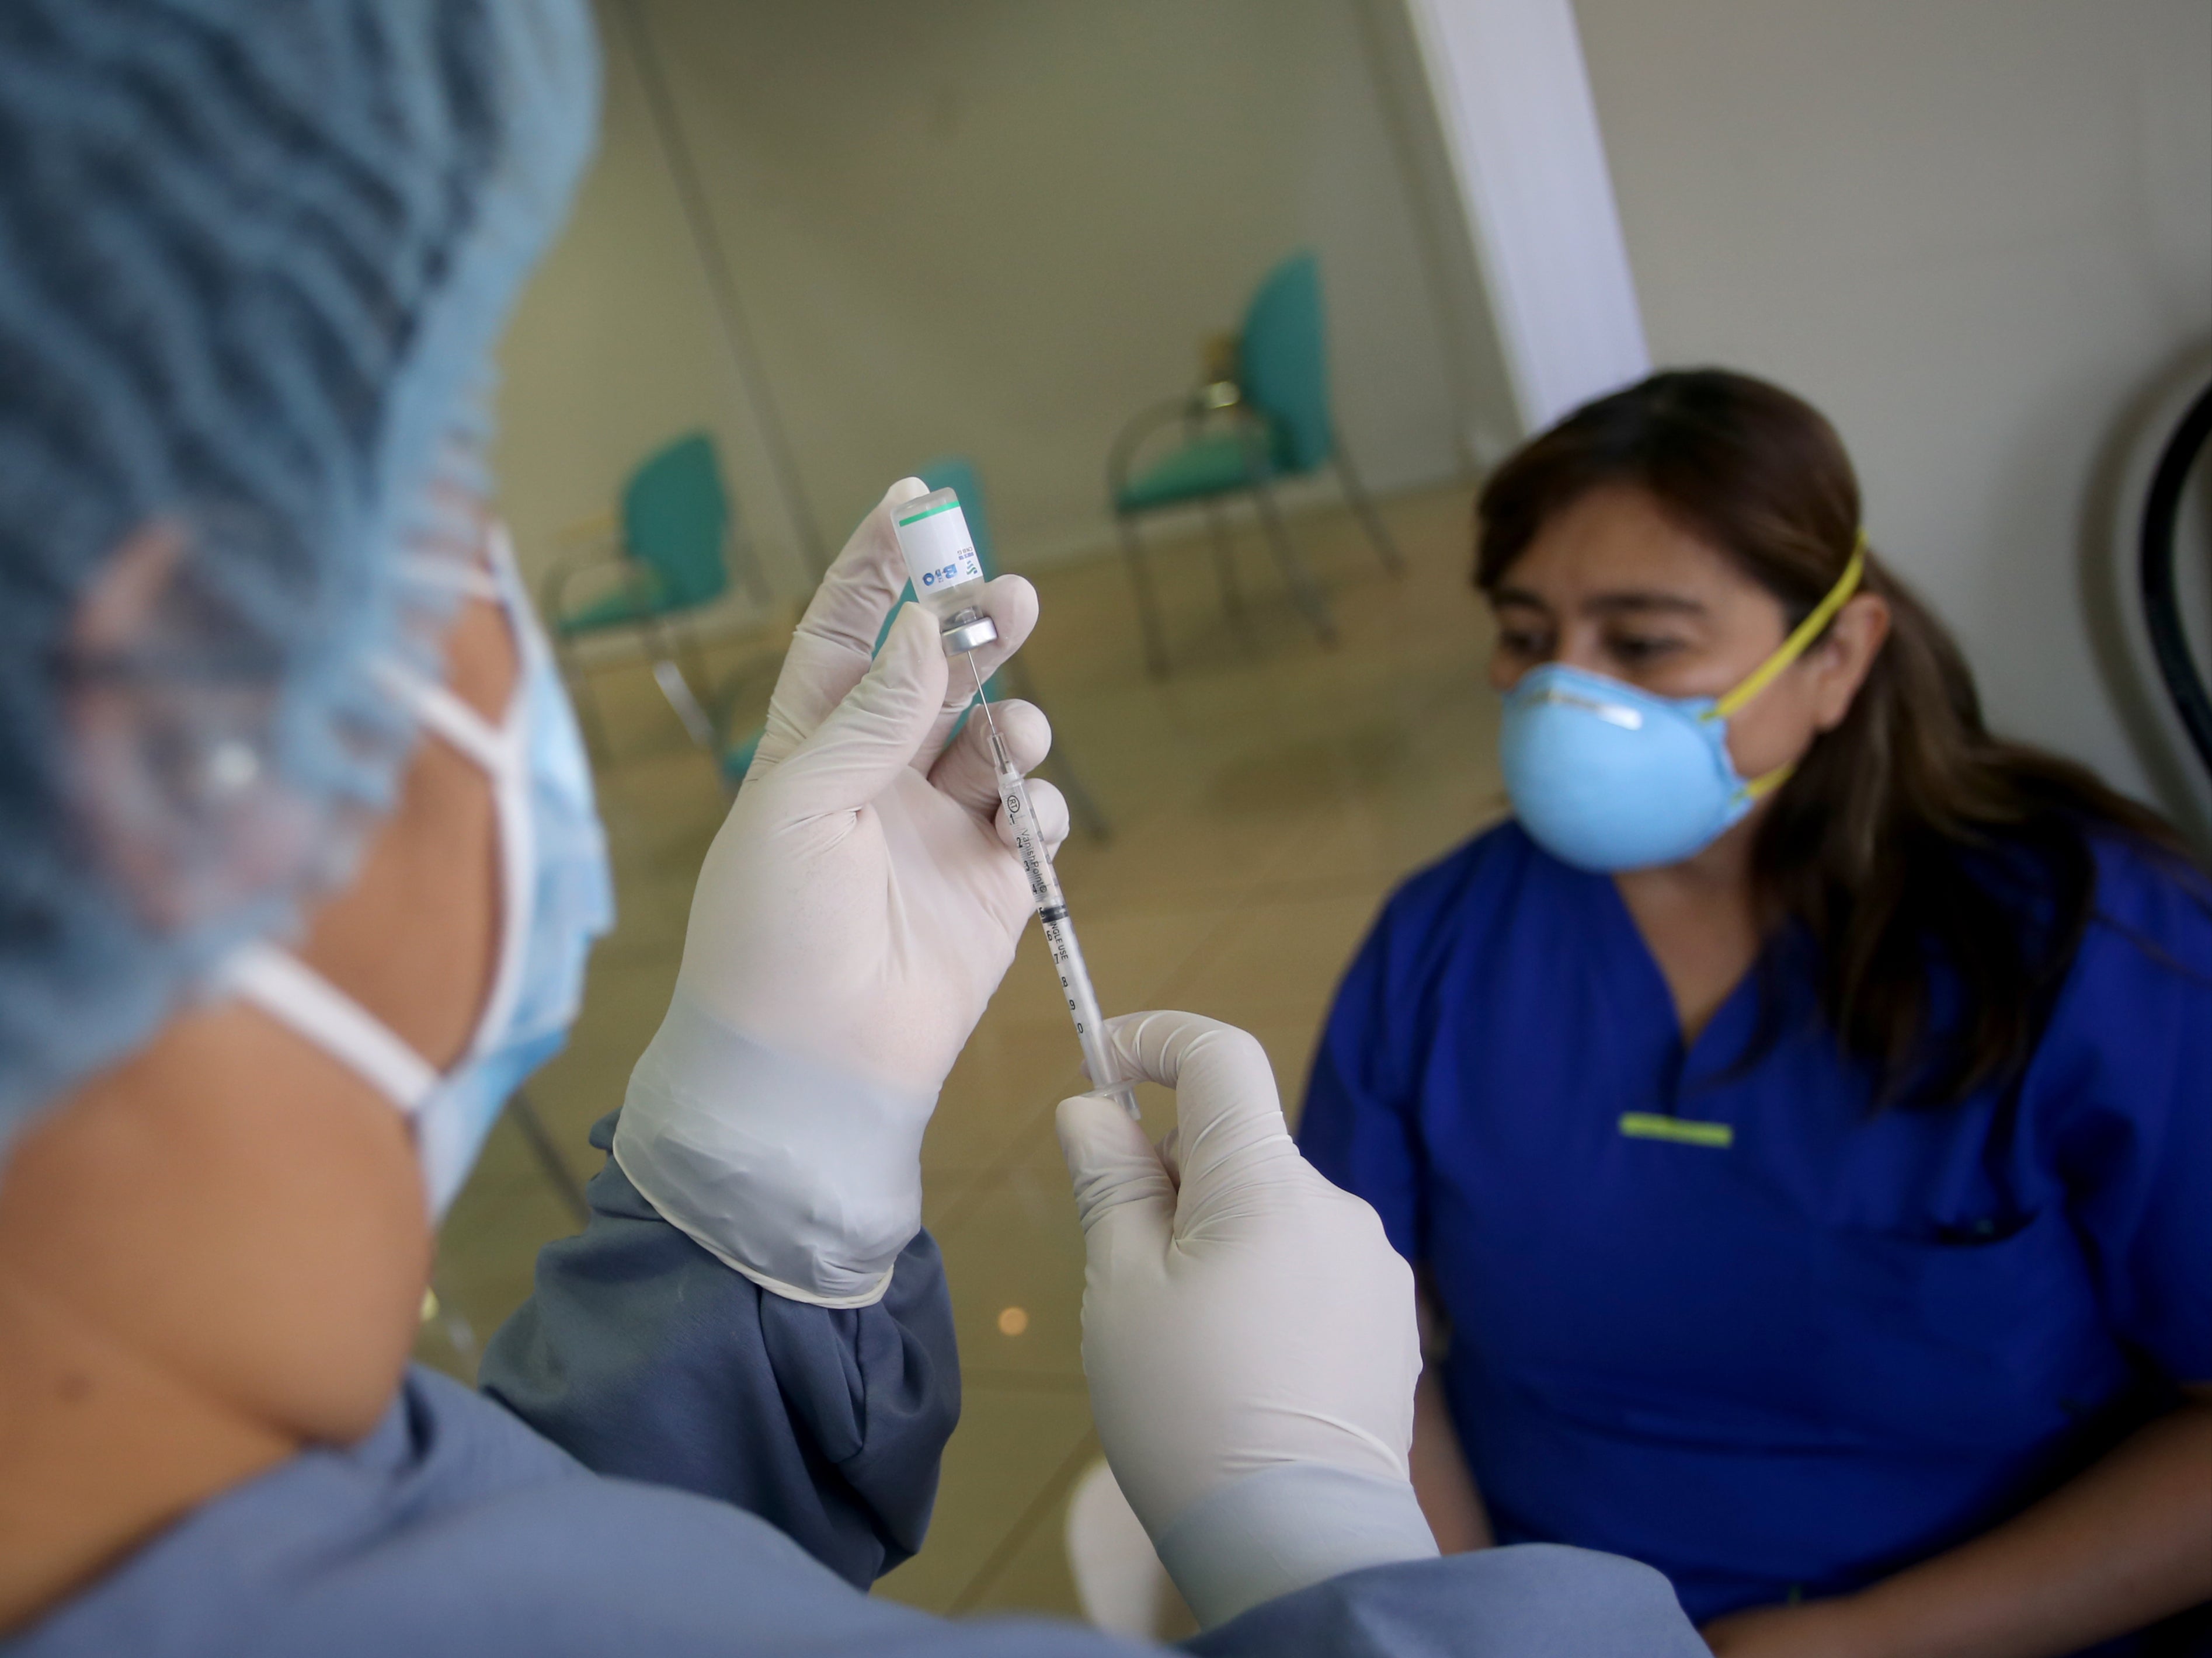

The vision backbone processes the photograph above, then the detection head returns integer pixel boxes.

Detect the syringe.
[968,656,1142,1120]
[890,483,1140,1119]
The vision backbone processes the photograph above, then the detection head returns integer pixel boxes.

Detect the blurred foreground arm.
[1060,1011,1705,1649]
[482,1114,958,1589]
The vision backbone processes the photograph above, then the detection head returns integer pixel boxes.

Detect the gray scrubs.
[4,1116,1703,1657]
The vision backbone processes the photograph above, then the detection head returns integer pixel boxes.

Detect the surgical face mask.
[222,527,614,1218]
[1498,538,1865,873]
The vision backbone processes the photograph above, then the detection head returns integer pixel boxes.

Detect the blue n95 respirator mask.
[1499,538,1865,873]
[221,525,614,1219]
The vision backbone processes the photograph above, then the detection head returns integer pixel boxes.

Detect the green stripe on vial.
[895,499,962,526]
[1618,1112,1733,1149]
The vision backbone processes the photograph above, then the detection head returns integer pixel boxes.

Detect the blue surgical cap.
[0,1,598,1137]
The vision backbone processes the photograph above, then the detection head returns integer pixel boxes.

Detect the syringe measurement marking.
[1005,780,1115,1044]
[973,654,1139,1117]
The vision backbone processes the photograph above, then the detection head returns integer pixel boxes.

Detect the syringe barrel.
[1045,910,1136,1113]
[996,763,1140,1118]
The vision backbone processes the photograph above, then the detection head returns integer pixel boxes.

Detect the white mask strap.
[396,552,504,603]
[223,941,438,1113]
[374,660,510,774]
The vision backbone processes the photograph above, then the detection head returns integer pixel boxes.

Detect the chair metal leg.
[507,1089,590,1227]
[1333,449,1405,576]
[1202,499,1246,624]
[729,522,774,609]
[644,616,718,751]
[673,618,723,727]
[651,660,718,750]
[1248,476,1337,646]
[557,638,618,767]
[1002,661,1113,843]
[1117,513,1172,677]
[1044,750,1112,843]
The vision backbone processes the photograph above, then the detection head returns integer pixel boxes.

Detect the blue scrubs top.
[1299,822,2212,1625]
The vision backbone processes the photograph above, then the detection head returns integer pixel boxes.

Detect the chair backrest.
[622,431,730,609]
[1238,252,1333,475]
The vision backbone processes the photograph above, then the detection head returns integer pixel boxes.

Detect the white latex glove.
[614,477,1067,1307]
[1058,1011,1438,1628]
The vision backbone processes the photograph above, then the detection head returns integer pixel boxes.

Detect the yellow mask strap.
[1706,533,1867,722]
[1740,760,1796,800]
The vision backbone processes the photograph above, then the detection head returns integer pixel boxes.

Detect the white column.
[1399,0,1650,433]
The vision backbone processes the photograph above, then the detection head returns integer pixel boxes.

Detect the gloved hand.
[1057,1011,1438,1628]
[613,477,1066,1307]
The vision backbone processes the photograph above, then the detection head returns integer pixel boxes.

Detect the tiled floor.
[416,478,1508,1619]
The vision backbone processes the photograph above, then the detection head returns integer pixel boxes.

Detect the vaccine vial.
[893,487,997,654]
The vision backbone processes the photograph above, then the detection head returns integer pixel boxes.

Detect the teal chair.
[543,431,763,761]
[722,457,1110,841]
[1108,253,1403,675]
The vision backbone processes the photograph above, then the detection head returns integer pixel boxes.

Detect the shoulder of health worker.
[479,1110,958,1589]
[5,1364,1707,1657]
[0,1363,1032,1658]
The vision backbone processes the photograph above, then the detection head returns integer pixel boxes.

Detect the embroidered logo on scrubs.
[1618,1112,1733,1149]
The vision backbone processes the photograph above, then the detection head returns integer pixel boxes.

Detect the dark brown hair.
[1476,368,2202,1105]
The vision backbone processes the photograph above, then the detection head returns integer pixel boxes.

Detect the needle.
[970,653,1010,769]
[964,649,1140,1119]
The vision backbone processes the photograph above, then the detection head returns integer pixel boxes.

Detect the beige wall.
[493,0,1514,614]
[491,5,758,608]
[1569,0,2212,821]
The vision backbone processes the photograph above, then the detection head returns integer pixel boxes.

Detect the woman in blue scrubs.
[1299,370,2212,1654]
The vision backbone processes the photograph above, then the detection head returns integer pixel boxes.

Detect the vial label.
[895,501,985,593]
